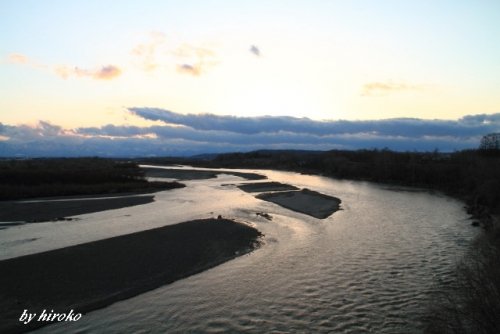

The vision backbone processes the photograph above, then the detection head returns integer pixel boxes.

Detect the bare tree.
[479,133,500,150]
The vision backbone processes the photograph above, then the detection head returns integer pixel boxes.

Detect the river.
[1,167,476,333]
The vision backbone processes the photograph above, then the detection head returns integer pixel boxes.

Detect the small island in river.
[235,181,341,219]
[257,189,342,219]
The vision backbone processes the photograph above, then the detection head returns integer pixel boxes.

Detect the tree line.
[0,158,183,200]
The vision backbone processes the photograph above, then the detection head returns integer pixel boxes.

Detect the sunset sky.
[1,1,500,156]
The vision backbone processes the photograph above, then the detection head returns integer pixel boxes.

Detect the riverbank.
[424,216,500,334]
[0,218,262,333]
[142,166,267,180]
[0,158,184,201]
[0,194,155,223]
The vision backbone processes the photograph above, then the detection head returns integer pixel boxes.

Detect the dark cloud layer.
[1,109,499,157]
[129,108,500,138]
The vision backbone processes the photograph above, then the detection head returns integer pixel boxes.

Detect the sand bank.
[144,167,266,181]
[0,218,262,333]
[257,189,341,219]
[0,195,155,223]
[237,181,299,193]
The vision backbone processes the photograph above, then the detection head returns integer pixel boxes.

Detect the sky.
[1,0,500,156]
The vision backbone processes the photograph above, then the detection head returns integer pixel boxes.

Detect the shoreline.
[0,218,262,333]
[143,166,267,181]
[237,181,299,193]
[0,194,156,223]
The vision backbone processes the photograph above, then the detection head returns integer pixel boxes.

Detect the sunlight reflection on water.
[3,167,477,333]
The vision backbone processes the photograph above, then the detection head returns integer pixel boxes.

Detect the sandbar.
[256,189,341,219]
[0,195,155,223]
[238,181,299,193]
[0,218,262,333]
[144,167,266,181]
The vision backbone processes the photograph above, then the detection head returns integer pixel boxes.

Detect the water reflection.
[2,167,476,333]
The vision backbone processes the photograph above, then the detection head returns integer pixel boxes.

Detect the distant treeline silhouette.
[479,133,500,151]
[0,158,184,200]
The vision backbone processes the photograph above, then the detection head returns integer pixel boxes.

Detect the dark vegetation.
[0,158,184,200]
[479,133,500,151]
[425,226,500,334]
[0,218,262,333]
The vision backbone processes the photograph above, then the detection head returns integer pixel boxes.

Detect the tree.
[479,133,500,151]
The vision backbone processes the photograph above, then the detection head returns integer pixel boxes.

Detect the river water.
[1,167,476,333]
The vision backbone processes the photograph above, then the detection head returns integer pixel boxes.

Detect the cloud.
[5,53,47,69]
[131,31,167,71]
[172,44,215,59]
[361,81,424,96]
[6,52,122,80]
[250,45,260,56]
[54,64,122,80]
[130,33,219,75]
[0,121,66,140]
[129,108,500,138]
[172,44,218,76]
[94,65,122,80]
[176,63,201,76]
[1,110,499,157]
[7,53,30,64]
[8,34,217,79]
[460,113,500,125]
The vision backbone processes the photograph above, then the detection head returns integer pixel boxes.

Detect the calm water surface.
[1,167,476,333]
